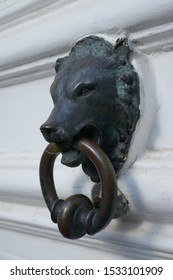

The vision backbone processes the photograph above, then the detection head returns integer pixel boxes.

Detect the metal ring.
[39,137,118,239]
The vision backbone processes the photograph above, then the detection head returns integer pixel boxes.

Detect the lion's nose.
[40,123,57,141]
[40,123,71,143]
[40,124,56,134]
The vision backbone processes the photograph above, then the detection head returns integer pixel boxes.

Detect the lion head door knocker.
[39,36,140,239]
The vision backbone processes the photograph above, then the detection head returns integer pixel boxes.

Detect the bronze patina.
[39,36,140,239]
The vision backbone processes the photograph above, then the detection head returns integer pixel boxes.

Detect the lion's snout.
[40,123,72,143]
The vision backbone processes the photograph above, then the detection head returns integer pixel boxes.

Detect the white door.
[0,0,173,260]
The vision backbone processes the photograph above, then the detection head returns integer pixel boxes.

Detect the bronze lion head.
[40,36,140,182]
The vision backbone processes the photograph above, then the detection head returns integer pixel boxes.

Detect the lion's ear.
[115,37,131,62]
[55,56,68,73]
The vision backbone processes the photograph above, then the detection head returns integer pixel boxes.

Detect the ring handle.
[39,137,118,239]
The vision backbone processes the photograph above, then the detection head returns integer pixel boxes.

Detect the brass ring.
[39,137,117,239]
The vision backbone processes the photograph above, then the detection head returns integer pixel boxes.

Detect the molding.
[0,60,55,89]
[1,170,173,260]
[0,56,56,89]
[0,0,173,83]
[1,22,173,88]
[0,0,67,30]
[1,149,173,171]
[1,149,173,221]
[130,22,173,53]
[0,201,172,259]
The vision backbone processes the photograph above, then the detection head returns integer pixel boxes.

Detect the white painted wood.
[1,0,173,70]
[0,0,173,259]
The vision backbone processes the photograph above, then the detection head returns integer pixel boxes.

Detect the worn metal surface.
[39,36,139,239]
[40,137,121,239]
[40,36,140,182]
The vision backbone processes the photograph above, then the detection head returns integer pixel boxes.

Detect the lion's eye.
[79,87,89,95]
[75,84,96,97]
[73,83,96,98]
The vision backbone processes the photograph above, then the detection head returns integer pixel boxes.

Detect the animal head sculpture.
[40,36,140,182]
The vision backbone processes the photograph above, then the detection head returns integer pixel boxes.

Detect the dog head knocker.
[40,36,140,182]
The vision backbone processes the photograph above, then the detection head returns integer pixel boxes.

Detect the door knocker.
[39,35,140,239]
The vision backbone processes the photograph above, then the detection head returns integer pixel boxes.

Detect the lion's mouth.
[61,125,102,168]
[61,149,85,167]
